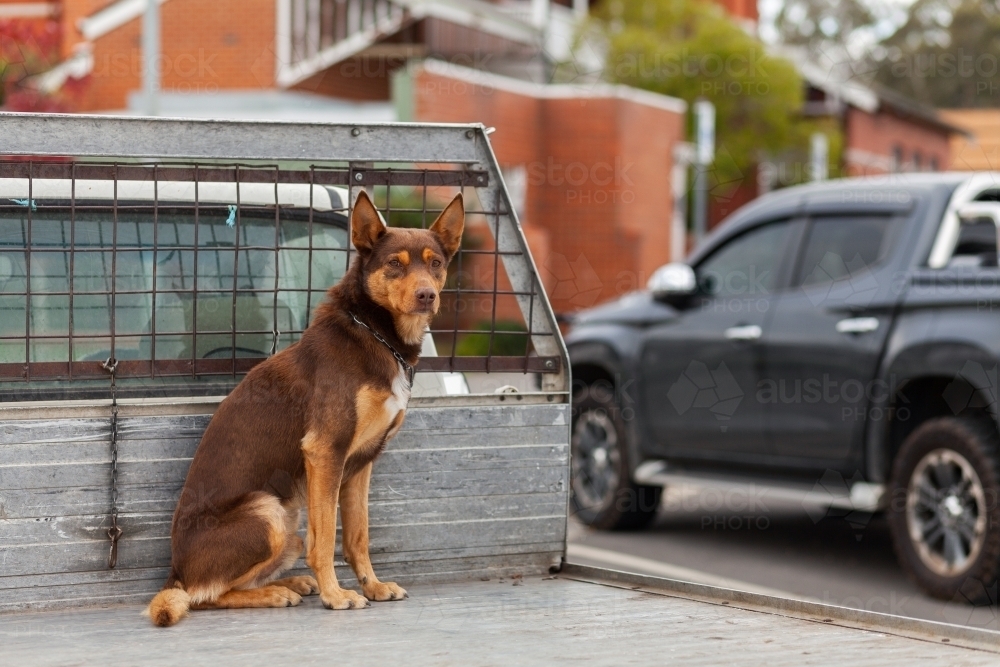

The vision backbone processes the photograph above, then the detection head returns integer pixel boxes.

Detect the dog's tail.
[144,578,190,627]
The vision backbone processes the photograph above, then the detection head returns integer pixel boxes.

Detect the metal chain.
[349,312,415,387]
[102,357,123,569]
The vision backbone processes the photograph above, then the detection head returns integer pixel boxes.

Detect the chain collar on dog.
[349,312,415,387]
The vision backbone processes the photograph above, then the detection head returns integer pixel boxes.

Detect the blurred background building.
[0,0,986,320]
[942,108,1000,171]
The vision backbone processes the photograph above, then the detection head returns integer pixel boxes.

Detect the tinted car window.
[696,221,791,299]
[950,219,998,268]
[794,215,897,288]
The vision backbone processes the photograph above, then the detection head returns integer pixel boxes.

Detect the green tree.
[774,0,876,54]
[771,0,877,60]
[871,0,1000,108]
[594,0,807,185]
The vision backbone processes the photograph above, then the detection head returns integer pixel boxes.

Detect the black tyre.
[887,416,1000,600]
[570,391,661,530]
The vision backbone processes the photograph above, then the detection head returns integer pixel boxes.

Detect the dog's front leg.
[302,431,369,610]
[341,462,408,602]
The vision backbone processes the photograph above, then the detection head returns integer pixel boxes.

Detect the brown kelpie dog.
[146,191,464,626]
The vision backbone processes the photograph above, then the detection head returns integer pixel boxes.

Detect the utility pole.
[531,0,550,27]
[692,99,715,245]
[672,143,695,262]
[810,132,829,181]
[143,0,160,116]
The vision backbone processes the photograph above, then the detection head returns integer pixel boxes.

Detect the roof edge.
[418,59,687,115]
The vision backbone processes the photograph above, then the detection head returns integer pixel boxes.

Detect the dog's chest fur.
[384,363,411,437]
[349,362,412,460]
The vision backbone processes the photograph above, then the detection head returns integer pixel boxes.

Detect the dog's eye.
[388,259,402,268]
[431,259,442,268]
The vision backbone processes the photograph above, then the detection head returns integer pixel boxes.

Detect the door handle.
[836,317,879,334]
[724,324,762,341]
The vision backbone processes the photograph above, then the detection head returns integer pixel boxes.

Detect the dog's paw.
[273,576,319,596]
[320,588,370,610]
[363,581,408,602]
[266,587,303,607]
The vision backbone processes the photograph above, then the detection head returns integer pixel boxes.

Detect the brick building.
[410,60,685,312]
[798,67,960,176]
[22,0,587,110]
[3,0,966,318]
[940,109,1000,171]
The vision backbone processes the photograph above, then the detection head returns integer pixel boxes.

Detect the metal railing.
[275,0,544,86]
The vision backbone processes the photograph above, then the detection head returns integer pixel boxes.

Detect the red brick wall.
[414,66,685,317]
[844,106,951,175]
[616,99,677,278]
[65,0,276,111]
[61,0,108,59]
[713,0,758,22]
[415,73,539,327]
[0,0,60,37]
[415,72,541,163]
[294,56,395,101]
[709,176,757,229]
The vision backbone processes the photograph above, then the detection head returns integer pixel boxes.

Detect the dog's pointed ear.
[351,191,386,256]
[429,193,465,260]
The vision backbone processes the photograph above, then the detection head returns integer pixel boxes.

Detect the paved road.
[567,484,1000,631]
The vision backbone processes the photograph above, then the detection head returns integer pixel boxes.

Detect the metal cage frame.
[0,113,569,397]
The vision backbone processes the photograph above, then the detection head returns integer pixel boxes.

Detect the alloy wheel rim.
[571,410,621,512]
[906,448,988,577]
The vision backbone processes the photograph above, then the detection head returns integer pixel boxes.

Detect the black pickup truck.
[566,173,1000,601]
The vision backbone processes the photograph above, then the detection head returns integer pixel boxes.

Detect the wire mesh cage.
[0,115,567,401]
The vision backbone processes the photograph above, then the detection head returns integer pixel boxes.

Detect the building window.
[913,151,923,172]
[930,156,940,172]
[892,145,904,173]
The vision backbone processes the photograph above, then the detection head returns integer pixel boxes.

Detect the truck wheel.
[887,416,1000,600]
[570,392,661,530]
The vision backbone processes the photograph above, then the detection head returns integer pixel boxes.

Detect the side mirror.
[648,263,697,299]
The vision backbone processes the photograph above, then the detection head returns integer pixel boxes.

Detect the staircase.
[275,0,561,88]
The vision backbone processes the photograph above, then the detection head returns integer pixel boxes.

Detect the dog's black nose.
[415,288,436,306]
